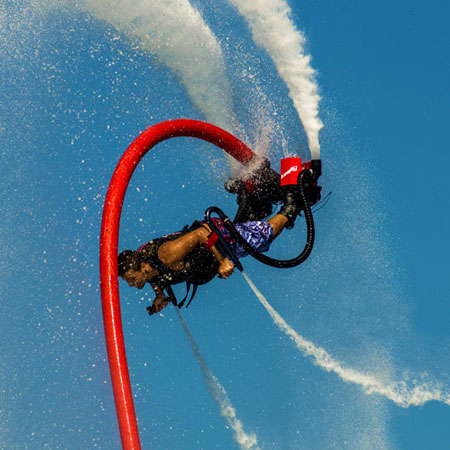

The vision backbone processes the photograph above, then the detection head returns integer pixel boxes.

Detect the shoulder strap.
[165,285,178,306]
[177,283,191,308]
[185,284,199,308]
[176,282,200,309]
[138,239,167,274]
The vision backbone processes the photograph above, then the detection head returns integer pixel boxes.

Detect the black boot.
[279,189,300,229]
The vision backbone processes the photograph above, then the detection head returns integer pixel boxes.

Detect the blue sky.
[1,1,449,449]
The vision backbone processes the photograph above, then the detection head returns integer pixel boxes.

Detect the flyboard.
[99,119,322,449]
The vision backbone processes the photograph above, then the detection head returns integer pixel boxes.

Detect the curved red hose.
[99,119,255,449]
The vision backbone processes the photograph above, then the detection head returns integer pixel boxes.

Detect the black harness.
[138,222,219,310]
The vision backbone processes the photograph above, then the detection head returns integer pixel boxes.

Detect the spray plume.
[242,272,450,408]
[228,0,323,158]
[82,0,237,132]
[176,309,260,450]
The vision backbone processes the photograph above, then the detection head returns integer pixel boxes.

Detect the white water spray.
[241,271,450,408]
[82,0,237,132]
[176,308,260,450]
[228,0,323,158]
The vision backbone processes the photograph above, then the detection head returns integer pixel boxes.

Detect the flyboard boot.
[279,156,322,229]
[279,157,303,229]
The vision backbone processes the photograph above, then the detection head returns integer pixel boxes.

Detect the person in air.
[118,188,301,316]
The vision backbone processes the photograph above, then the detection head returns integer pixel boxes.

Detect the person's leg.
[158,213,288,270]
[157,226,211,269]
[267,214,289,238]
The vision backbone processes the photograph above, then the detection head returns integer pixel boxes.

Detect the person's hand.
[147,294,169,315]
[218,258,235,279]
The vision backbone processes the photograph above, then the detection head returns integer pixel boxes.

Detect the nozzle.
[309,159,322,183]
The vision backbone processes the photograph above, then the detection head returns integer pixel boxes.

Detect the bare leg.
[158,214,288,270]
[267,214,289,238]
[157,226,210,269]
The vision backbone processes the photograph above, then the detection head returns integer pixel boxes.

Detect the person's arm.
[148,282,170,314]
[203,229,235,279]
[150,282,165,299]
[210,245,235,279]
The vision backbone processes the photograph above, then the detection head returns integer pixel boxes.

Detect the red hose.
[99,119,255,449]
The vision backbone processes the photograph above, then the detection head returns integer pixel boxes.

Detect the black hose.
[204,209,244,272]
[207,170,315,269]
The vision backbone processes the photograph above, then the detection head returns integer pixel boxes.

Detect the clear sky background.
[1,1,450,449]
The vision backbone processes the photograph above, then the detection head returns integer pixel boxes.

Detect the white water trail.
[241,271,450,408]
[228,0,323,159]
[176,308,260,450]
[82,0,237,132]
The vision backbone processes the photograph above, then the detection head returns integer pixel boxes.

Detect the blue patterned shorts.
[209,218,274,259]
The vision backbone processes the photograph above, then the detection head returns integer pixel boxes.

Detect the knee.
[268,214,288,238]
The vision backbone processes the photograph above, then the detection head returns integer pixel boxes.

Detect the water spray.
[228,0,323,158]
[240,272,450,408]
[176,308,260,450]
[82,0,237,132]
